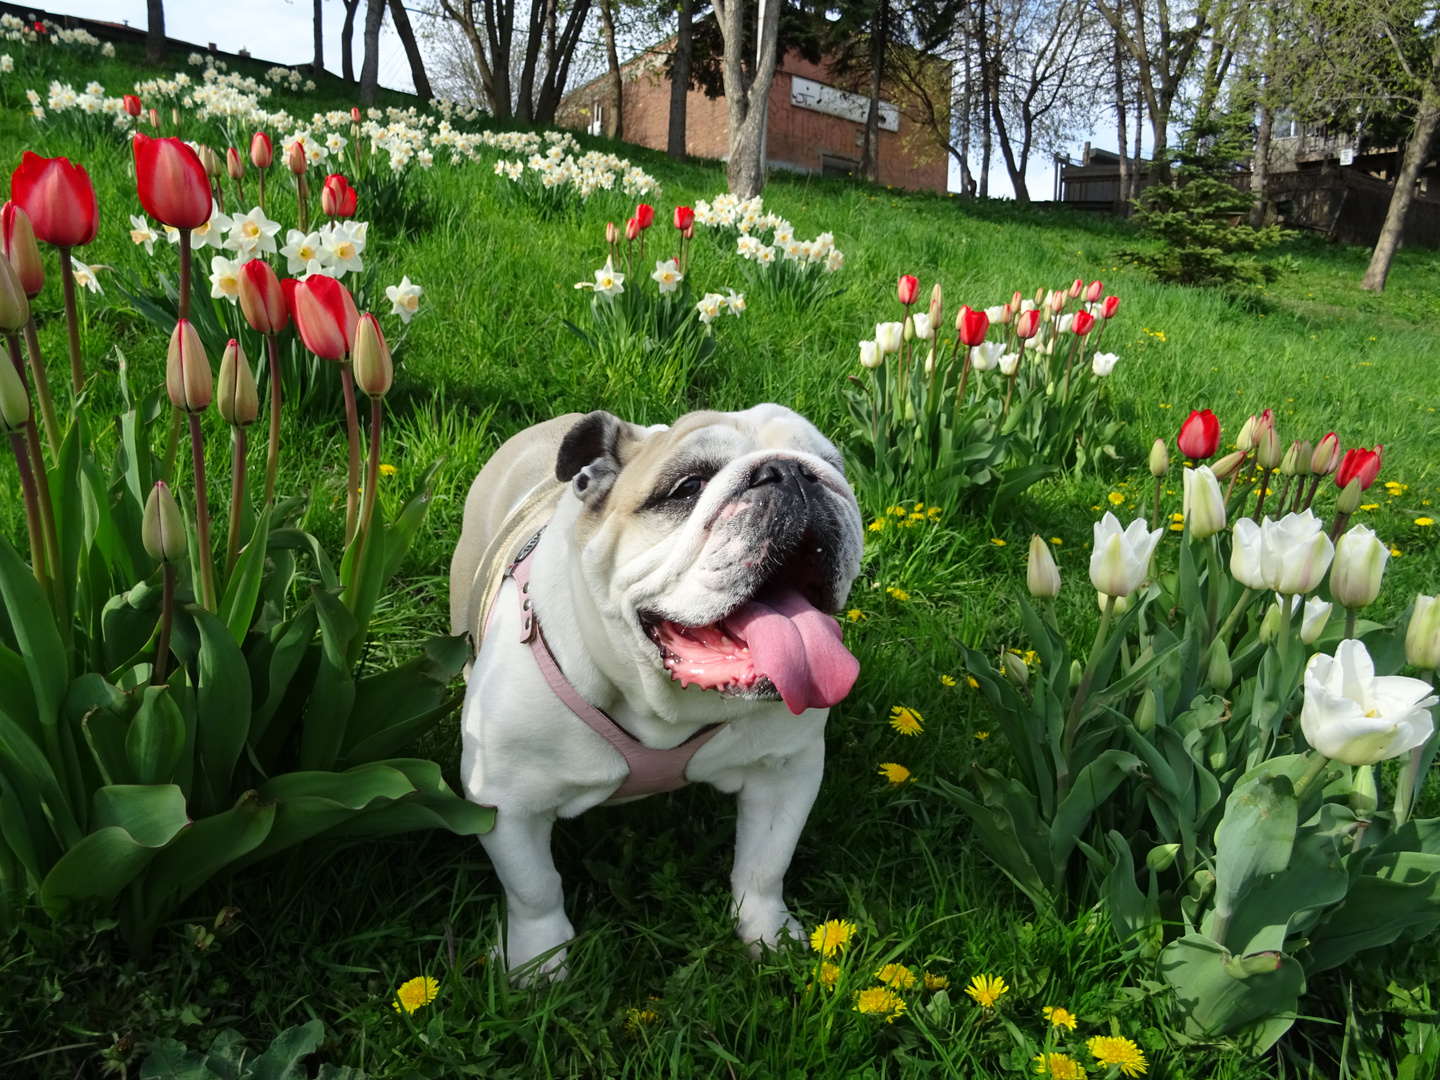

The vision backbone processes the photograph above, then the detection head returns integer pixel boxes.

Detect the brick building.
[558,45,948,194]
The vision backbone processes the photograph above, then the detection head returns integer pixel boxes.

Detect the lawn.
[3,29,1440,1080]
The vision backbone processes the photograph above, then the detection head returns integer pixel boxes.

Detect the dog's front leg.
[729,734,824,957]
[481,807,573,981]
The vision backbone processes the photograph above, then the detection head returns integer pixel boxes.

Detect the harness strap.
[507,527,723,800]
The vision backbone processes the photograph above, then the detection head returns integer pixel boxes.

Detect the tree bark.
[713,0,783,199]
[1361,81,1440,291]
[389,0,433,101]
[957,43,975,197]
[1114,35,1128,214]
[516,0,548,121]
[359,0,386,106]
[1249,102,1274,228]
[534,0,591,123]
[599,0,623,138]
[146,0,166,64]
[436,0,510,117]
[861,1,888,184]
[668,0,694,159]
[342,0,361,82]
[977,4,992,197]
[313,0,324,73]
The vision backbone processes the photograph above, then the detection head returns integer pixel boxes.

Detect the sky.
[65,0,1104,199]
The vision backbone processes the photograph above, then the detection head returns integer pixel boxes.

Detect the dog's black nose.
[750,458,817,490]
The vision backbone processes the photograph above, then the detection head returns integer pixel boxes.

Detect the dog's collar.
[502,525,724,800]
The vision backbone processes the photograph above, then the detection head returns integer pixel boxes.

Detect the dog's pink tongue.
[725,587,859,715]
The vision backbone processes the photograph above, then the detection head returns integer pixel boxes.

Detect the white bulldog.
[449,405,864,979]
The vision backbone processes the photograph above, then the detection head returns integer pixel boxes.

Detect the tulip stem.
[1292,752,1331,799]
[348,396,384,601]
[264,335,282,503]
[1301,474,1322,513]
[1252,466,1272,523]
[57,246,84,395]
[177,231,193,320]
[1344,606,1358,641]
[19,321,60,459]
[153,563,176,686]
[1060,593,1118,797]
[258,170,266,216]
[1275,475,1293,516]
[341,363,361,546]
[1217,587,1255,644]
[225,425,247,577]
[1328,510,1351,544]
[1204,535,1223,640]
[1153,477,1162,535]
[9,431,47,591]
[188,413,217,612]
[1277,592,1297,673]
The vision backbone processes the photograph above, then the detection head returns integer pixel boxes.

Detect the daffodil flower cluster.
[1,15,105,48]
[493,143,662,201]
[696,290,745,324]
[695,193,846,274]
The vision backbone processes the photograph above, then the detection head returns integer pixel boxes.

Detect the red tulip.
[1085,280,1103,302]
[321,174,352,217]
[1101,295,1120,319]
[897,275,919,306]
[956,305,989,347]
[673,205,694,231]
[351,107,362,123]
[1335,446,1383,491]
[2,202,45,297]
[166,319,213,413]
[1071,310,1096,336]
[635,203,655,229]
[682,223,694,240]
[1011,290,1022,310]
[251,131,273,169]
[337,186,356,217]
[238,259,288,336]
[605,221,619,245]
[10,152,98,247]
[287,139,307,175]
[283,274,358,361]
[123,94,142,118]
[1069,278,1083,299]
[1176,409,1221,460]
[133,134,212,230]
[625,217,640,242]
[149,108,160,129]
[226,147,245,181]
[1015,309,1041,339]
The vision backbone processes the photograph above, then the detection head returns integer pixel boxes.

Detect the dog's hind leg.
[481,807,574,982]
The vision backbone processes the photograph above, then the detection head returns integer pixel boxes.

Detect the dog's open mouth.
[641,540,860,715]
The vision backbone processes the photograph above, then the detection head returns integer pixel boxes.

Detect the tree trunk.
[668,0,694,160]
[516,0,548,122]
[146,0,166,64]
[1114,37,1128,214]
[313,0,324,73]
[359,0,386,106]
[861,1,887,184]
[714,0,782,199]
[1361,83,1440,292]
[599,0,623,138]
[1249,102,1274,228]
[958,45,975,197]
[990,87,1029,203]
[978,10,991,197]
[534,0,591,123]
[389,0,433,100]
[342,0,360,82]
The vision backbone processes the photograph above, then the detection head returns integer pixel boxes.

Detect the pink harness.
[500,527,724,800]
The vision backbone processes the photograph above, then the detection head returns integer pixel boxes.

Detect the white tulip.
[1302,639,1437,766]
[1407,594,1440,670]
[1277,593,1333,644]
[1261,510,1335,595]
[1027,534,1060,598]
[1091,352,1119,376]
[1089,512,1163,598]
[985,305,1005,322]
[1097,589,1132,615]
[912,312,933,340]
[998,353,1020,376]
[1182,466,1226,539]
[1231,518,1267,590]
[859,340,881,369]
[970,341,1005,371]
[1057,313,1074,334]
[876,321,903,354]
[1330,523,1389,609]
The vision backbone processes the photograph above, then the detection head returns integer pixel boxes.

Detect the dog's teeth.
[720,635,735,649]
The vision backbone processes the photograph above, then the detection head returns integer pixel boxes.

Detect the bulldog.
[449,404,864,979]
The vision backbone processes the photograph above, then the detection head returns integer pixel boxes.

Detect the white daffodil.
[859,340,881,369]
[385,276,422,323]
[696,292,724,324]
[320,220,366,276]
[225,206,282,261]
[69,256,102,295]
[651,258,682,294]
[209,255,241,304]
[1302,639,1437,766]
[875,322,904,355]
[825,249,844,273]
[300,258,335,281]
[1091,352,1119,376]
[755,246,776,266]
[129,214,159,255]
[190,202,233,251]
[1089,512,1162,598]
[969,341,1005,371]
[279,228,323,274]
[724,289,745,316]
[589,260,625,299]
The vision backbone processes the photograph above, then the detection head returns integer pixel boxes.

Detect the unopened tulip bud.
[1279,440,1302,477]
[1034,287,1046,306]
[1256,423,1283,470]
[238,259,288,336]
[1100,295,1120,319]
[605,220,619,245]
[1069,278,1083,299]
[1146,843,1180,873]
[0,253,30,332]
[1293,440,1313,477]
[172,108,181,128]
[902,315,915,342]
[1260,603,1282,643]
[166,319,213,413]
[123,94,142,118]
[928,282,942,330]
[1312,433,1341,476]
[197,144,223,179]
[226,146,245,181]
[998,302,1013,324]
[142,480,188,564]
[287,139,307,175]
[897,274,919,306]
[1183,466,1227,538]
[1014,309,1040,340]
[1206,727,1226,771]
[1,203,44,298]
[1236,415,1258,452]
[1085,280,1103,302]
[1331,523,1389,609]
[1337,475,1363,515]
[1001,651,1029,688]
[1207,638,1232,692]
[1149,438,1169,478]
[1300,597,1332,644]
[625,217,640,242]
[352,106,362,123]
[1406,595,1440,670]
[1211,449,1246,481]
[217,339,258,426]
[250,131,273,169]
[1069,658,1083,690]
[149,107,160,129]
[0,349,29,433]
[1027,534,1061,598]
[1134,691,1156,733]
[1350,765,1378,817]
[859,340,880,369]
[1011,290,1022,311]
[682,223,694,240]
[352,313,393,398]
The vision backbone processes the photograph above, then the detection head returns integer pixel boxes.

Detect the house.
[557,43,949,194]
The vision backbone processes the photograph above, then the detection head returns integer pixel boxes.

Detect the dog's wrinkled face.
[555,405,864,716]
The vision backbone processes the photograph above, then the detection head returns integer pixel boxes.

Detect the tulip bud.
[172,108,181,129]
[1206,726,1226,772]
[0,252,30,332]
[1148,438,1169,478]
[1034,286,1046,306]
[1097,590,1132,615]
[1260,603,1282,642]
[625,217,640,242]
[1183,466,1227,538]
[1070,278,1083,299]
[604,221,620,246]
[1069,658,1083,690]
[1405,595,1440,670]
[1337,475,1363,515]
[216,339,258,427]
[1072,310,1096,336]
[1085,280,1103,302]
[1207,638,1232,692]
[635,203,655,229]
[1300,597,1332,644]
[1256,421,1283,470]
[902,314,915,342]
[238,259,288,336]
[957,305,989,347]
[149,107,160,129]
[1336,446,1383,491]
[859,340,881,369]
[1001,651,1029,688]
[1100,295,1120,319]
[123,93,142,118]
[897,275,919,306]
[226,146,245,181]
[1027,534,1061,598]
[287,139,307,175]
[1146,843,1180,873]
[1236,414,1258,452]
[197,144,223,179]
[1293,440,1313,477]
[1014,309,1040,340]
[683,223,695,240]
[166,319,213,413]
[1134,690,1156,733]
[0,348,29,433]
[1331,524,1389,610]
[1350,765,1378,817]
[352,313,393,398]
[673,205,694,231]
[1,203,44,298]
[142,480,188,564]
[251,131,273,169]
[1312,433,1341,476]
[928,282,942,331]
[352,106,363,123]
[1211,449,1246,481]
[1279,440,1301,477]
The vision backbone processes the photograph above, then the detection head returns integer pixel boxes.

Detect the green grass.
[4,35,1440,1080]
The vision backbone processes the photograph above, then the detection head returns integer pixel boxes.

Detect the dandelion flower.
[1108,492,1125,506]
[889,706,923,736]
[875,963,916,989]
[847,609,866,621]
[941,674,957,687]
[975,731,990,740]
[1086,1035,1147,1076]
[1033,1052,1087,1079]
[990,537,1007,546]
[853,986,907,1022]
[886,586,910,601]
[815,962,841,990]
[964,973,1009,1008]
[967,676,979,689]
[1051,537,1063,545]
[924,971,950,991]
[878,762,912,785]
[623,1007,661,1035]
[379,463,397,477]
[810,919,857,957]
[1417,518,1434,527]
[1044,1005,1078,1030]
[392,975,439,1014]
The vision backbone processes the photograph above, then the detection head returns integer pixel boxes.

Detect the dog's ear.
[556,411,645,503]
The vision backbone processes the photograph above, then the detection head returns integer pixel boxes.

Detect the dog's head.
[553,404,863,717]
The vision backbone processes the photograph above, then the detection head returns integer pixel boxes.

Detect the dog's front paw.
[498,911,574,984]
[739,908,807,960]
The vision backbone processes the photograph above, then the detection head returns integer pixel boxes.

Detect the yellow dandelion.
[1107,492,1125,506]
[875,962,917,989]
[886,586,910,601]
[878,762,912,785]
[868,519,884,532]
[965,973,1009,1008]
[1417,518,1434,527]
[853,986,907,1022]
[990,537,1007,546]
[1087,1035,1147,1077]
[967,676,979,689]
[1022,650,1040,668]
[1392,547,1403,557]
[847,608,866,621]
[392,975,439,1014]
[1044,1005,1078,1030]
[379,463,397,477]
[623,1007,661,1035]
[888,505,906,516]
[1360,503,1379,511]
[889,706,924,736]
[924,971,950,991]
[1033,1052,1087,1079]
[1170,512,1184,522]
[810,918,857,957]
[817,961,841,990]
[975,731,990,740]
[927,506,942,520]
[941,674,957,687]
[1168,523,1184,532]
[1050,537,1062,545]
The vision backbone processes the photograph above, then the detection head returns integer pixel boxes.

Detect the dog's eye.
[669,476,708,500]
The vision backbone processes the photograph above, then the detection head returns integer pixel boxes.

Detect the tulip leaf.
[100,578,164,674]
[267,528,338,592]
[381,458,443,584]
[296,588,357,772]
[1049,749,1143,879]
[248,601,320,758]
[244,1019,325,1080]
[192,605,252,816]
[82,709,135,787]
[341,633,468,764]
[1304,855,1440,974]
[929,776,1053,912]
[1097,830,1162,958]
[217,503,273,646]
[51,411,86,629]
[0,533,69,777]
[1158,932,1304,1051]
[125,686,187,787]
[1211,772,1298,951]
[0,641,40,744]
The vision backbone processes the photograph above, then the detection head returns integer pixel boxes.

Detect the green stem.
[1060,593,1119,793]
[1153,476,1162,536]
[340,363,361,546]
[153,563,175,685]
[177,231,192,321]
[1277,593,1296,674]
[1292,752,1331,799]
[258,169,266,217]
[1344,607,1357,640]
[264,335,282,503]
[19,320,60,459]
[1252,466,1272,523]
[1204,535,1223,641]
[160,407,183,485]
[8,430,46,591]
[1301,474,1322,513]
[57,246,84,394]
[225,425,247,577]
[188,413,217,612]
[1217,587,1256,644]
[348,396,384,608]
